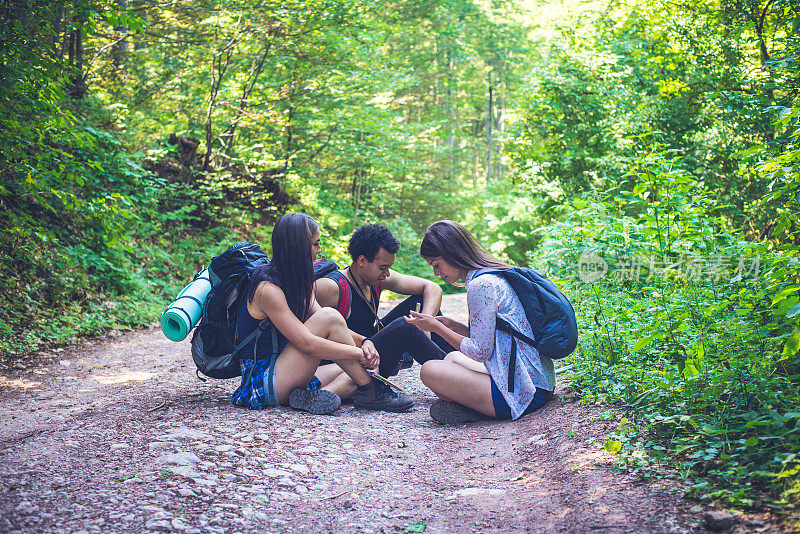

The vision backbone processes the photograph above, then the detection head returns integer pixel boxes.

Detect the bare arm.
[313,277,341,310]
[312,277,367,343]
[406,311,466,351]
[436,316,469,336]
[312,280,378,366]
[407,279,497,363]
[381,270,442,316]
[249,282,364,363]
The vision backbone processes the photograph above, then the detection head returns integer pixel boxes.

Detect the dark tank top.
[324,271,381,338]
[236,297,289,361]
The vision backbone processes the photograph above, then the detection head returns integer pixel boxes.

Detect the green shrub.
[534,153,800,513]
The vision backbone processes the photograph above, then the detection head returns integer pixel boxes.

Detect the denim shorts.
[490,378,552,420]
[233,355,321,410]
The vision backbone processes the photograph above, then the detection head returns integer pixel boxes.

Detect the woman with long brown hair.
[406,220,555,424]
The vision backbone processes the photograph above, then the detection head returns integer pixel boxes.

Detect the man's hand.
[361,339,380,370]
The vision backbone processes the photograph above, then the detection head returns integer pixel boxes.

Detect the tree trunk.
[485,71,493,185]
[351,168,362,232]
[473,152,478,189]
[51,5,67,60]
[67,14,86,99]
[223,39,273,156]
[134,10,147,51]
[112,0,129,77]
[756,0,775,65]
[282,98,295,173]
[496,91,503,182]
[755,0,776,143]
[447,57,456,181]
[202,36,235,172]
[399,181,405,219]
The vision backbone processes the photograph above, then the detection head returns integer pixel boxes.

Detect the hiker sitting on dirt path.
[232,212,414,415]
[314,223,452,378]
[405,220,556,424]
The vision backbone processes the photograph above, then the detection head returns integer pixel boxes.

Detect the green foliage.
[2,0,799,520]
[505,0,794,234]
[5,0,526,354]
[509,4,800,515]
[534,153,800,512]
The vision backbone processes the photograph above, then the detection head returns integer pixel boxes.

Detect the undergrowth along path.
[0,295,782,533]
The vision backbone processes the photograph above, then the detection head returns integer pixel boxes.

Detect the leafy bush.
[534,155,800,514]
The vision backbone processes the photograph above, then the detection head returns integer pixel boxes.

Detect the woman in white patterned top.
[406,220,555,424]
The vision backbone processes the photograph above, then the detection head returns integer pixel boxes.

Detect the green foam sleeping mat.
[160,269,211,342]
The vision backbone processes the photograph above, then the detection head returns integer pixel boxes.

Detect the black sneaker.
[354,377,414,412]
[288,388,341,415]
[430,400,491,424]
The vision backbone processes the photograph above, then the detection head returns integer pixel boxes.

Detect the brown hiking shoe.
[353,376,414,412]
[430,400,491,424]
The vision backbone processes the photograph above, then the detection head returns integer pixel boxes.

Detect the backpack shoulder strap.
[324,271,352,318]
[471,268,498,280]
[471,268,537,394]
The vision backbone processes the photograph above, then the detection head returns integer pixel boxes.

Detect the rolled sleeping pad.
[160,269,212,342]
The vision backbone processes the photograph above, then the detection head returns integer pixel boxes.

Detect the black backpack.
[473,268,578,392]
[189,241,338,380]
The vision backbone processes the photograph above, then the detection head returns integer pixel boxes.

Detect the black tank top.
[235,296,289,361]
[324,271,381,338]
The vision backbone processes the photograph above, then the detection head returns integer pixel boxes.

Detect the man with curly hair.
[314,224,451,379]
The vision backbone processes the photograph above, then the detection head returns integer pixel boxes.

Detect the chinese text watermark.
[577,251,761,284]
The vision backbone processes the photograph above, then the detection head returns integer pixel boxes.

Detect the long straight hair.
[248,212,319,321]
[420,220,509,272]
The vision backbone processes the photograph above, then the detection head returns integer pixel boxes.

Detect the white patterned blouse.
[459,269,556,419]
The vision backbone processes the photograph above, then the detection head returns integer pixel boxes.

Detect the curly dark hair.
[348,224,400,262]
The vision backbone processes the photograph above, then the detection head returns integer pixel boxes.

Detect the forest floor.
[0,294,787,534]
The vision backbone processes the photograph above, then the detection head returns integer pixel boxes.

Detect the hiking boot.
[288,388,341,415]
[354,376,414,412]
[430,400,491,424]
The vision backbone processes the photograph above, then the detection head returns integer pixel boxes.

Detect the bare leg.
[324,372,358,399]
[443,351,490,374]
[305,308,373,388]
[315,363,346,384]
[316,363,356,399]
[420,354,496,417]
[418,351,488,402]
[273,307,370,405]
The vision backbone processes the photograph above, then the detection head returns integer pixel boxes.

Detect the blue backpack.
[190,241,337,380]
[473,268,578,392]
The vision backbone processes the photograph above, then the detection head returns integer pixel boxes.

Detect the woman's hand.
[436,315,469,337]
[405,310,442,333]
[361,340,380,370]
[435,316,455,329]
[409,311,468,351]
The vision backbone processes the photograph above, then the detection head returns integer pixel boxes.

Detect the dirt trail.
[0,295,782,533]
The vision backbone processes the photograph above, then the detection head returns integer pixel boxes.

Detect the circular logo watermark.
[577,250,608,283]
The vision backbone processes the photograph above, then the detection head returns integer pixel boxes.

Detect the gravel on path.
[0,294,783,533]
